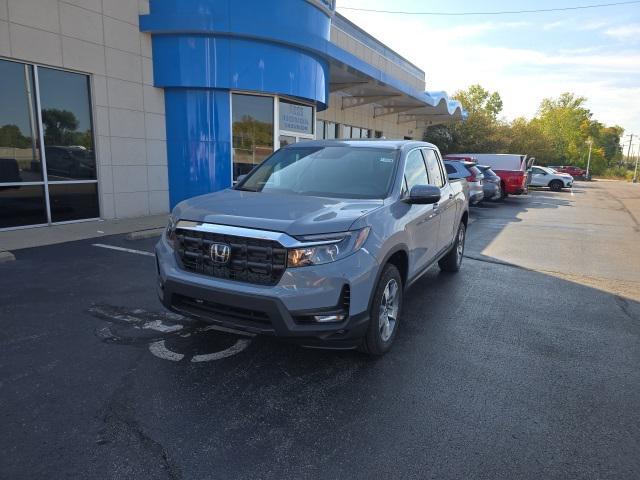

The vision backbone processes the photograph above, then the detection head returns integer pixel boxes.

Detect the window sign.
[279,100,313,135]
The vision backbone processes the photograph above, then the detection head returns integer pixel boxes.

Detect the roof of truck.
[284,139,438,150]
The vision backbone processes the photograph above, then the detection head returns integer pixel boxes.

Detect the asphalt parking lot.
[1,181,639,479]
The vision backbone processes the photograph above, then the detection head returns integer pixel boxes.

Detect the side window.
[423,149,445,188]
[445,163,456,175]
[403,149,429,193]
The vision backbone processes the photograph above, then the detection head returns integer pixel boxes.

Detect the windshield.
[236,146,398,199]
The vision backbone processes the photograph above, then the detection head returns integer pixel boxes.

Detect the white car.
[528,166,573,191]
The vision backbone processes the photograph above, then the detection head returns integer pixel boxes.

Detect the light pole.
[586,139,593,180]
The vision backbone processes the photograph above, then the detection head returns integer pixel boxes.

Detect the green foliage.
[424,87,624,175]
[0,124,32,149]
[455,84,503,118]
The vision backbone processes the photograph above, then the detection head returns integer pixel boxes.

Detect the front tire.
[360,264,403,356]
[439,222,466,273]
[549,180,563,191]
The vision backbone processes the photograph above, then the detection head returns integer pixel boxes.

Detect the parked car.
[476,165,502,200]
[156,140,470,355]
[443,159,484,204]
[448,153,529,198]
[528,166,573,191]
[549,165,587,178]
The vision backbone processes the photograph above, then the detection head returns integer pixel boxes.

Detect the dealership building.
[0,0,464,230]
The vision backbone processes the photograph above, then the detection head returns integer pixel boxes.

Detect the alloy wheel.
[379,279,400,342]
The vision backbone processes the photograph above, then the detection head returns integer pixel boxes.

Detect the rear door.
[402,149,441,275]
[424,149,457,253]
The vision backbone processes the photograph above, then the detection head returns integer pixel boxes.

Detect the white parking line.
[92,243,155,257]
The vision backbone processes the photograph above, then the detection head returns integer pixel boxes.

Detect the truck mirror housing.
[406,185,441,205]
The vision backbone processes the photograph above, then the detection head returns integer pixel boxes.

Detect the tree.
[424,86,623,175]
[0,124,32,149]
[41,109,79,145]
[454,84,503,118]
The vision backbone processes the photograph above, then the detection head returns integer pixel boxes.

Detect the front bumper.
[155,235,378,348]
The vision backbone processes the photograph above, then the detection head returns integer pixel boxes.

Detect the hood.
[173,189,384,236]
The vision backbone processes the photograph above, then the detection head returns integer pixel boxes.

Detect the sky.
[337,0,640,151]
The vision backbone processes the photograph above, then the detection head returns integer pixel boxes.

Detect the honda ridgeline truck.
[156,140,469,355]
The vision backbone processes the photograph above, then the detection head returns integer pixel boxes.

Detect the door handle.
[449,194,454,199]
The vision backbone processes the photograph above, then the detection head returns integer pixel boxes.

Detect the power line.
[339,1,640,16]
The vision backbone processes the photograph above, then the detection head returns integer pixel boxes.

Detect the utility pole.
[586,139,593,180]
[626,134,634,166]
[633,143,639,183]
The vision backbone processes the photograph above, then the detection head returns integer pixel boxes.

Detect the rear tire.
[360,264,403,356]
[439,222,466,273]
[500,182,508,199]
[549,180,563,191]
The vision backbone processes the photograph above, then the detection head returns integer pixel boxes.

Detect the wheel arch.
[366,244,409,313]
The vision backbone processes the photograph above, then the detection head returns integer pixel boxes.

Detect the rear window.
[467,166,481,177]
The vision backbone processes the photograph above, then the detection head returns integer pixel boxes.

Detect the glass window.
[232,94,274,180]
[352,127,361,139]
[0,59,42,183]
[38,67,96,181]
[341,125,351,139]
[279,135,296,148]
[404,149,429,191]
[361,129,370,139]
[423,149,445,187]
[49,183,99,222]
[326,122,337,139]
[316,120,325,139]
[375,131,383,139]
[0,185,47,228]
[279,100,313,135]
[238,146,397,199]
[445,163,456,175]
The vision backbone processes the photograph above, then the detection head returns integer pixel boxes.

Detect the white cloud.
[337,9,640,135]
[605,24,640,40]
[543,20,567,31]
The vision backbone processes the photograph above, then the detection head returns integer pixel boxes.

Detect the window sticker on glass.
[380,157,394,163]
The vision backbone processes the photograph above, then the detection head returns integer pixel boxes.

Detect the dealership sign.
[279,101,313,135]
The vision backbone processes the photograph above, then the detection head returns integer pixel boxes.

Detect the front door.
[529,167,548,186]
[402,149,441,278]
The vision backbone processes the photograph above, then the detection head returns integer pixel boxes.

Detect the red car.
[550,165,587,178]
[445,154,529,197]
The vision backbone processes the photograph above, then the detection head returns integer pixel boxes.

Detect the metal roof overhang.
[325,43,466,127]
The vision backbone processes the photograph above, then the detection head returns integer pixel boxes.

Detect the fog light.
[313,313,346,323]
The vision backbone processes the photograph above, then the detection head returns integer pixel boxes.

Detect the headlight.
[165,214,177,248]
[287,227,370,268]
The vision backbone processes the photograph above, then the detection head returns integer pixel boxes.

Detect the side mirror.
[406,185,441,205]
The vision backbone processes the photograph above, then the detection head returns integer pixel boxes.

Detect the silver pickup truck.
[156,140,469,355]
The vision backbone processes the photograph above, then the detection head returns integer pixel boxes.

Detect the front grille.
[175,228,287,286]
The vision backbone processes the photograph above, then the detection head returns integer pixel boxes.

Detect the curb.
[126,228,165,241]
[0,251,16,263]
